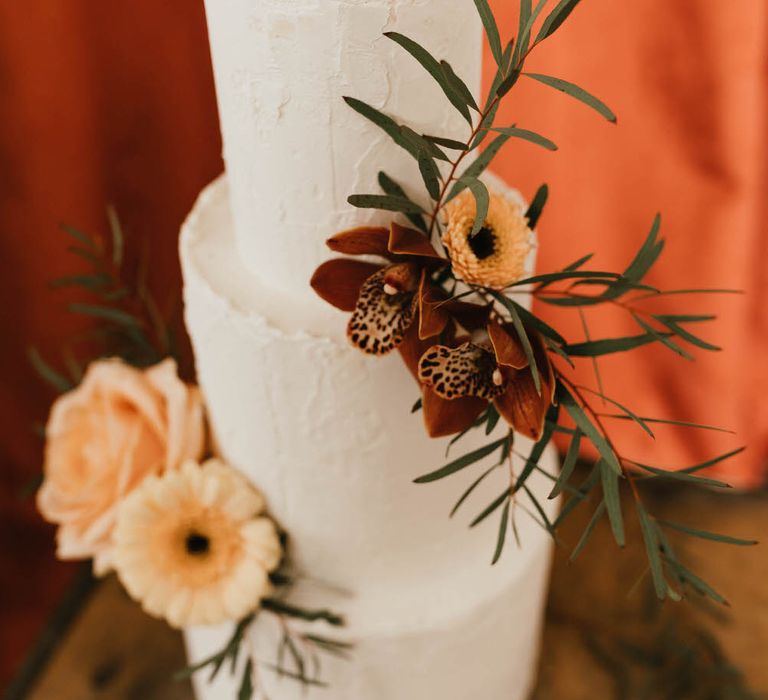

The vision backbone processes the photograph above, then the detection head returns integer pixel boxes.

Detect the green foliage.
[524,72,617,122]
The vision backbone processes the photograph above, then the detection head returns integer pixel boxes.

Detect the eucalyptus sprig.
[177,588,350,700]
[340,0,754,608]
[30,207,178,389]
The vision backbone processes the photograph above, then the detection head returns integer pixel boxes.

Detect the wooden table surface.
[14,473,768,700]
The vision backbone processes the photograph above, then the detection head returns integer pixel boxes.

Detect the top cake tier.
[204,0,481,302]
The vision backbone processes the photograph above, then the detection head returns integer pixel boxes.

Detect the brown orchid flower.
[310,222,450,355]
[417,321,556,441]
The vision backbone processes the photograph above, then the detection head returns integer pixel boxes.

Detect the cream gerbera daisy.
[442,188,532,289]
[112,458,282,628]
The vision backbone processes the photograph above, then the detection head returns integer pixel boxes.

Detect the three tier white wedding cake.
[181,1,559,697]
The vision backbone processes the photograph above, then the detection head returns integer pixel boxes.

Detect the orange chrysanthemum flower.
[442,189,532,289]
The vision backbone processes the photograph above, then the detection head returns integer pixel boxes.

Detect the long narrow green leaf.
[491,290,567,346]
[414,436,507,483]
[28,348,72,393]
[577,386,654,438]
[535,0,582,43]
[599,459,625,546]
[450,464,500,517]
[60,224,97,249]
[68,303,142,327]
[514,0,547,66]
[656,317,721,351]
[50,273,112,290]
[524,72,616,122]
[504,298,541,394]
[448,133,510,201]
[514,405,558,491]
[597,414,734,434]
[633,314,693,360]
[549,429,582,499]
[378,171,428,232]
[559,385,622,474]
[106,205,124,267]
[463,177,490,237]
[422,135,468,151]
[510,270,622,287]
[525,184,549,229]
[491,499,511,564]
[564,332,669,357]
[417,151,441,200]
[553,461,600,527]
[347,194,425,215]
[663,557,728,605]
[470,489,509,528]
[671,446,745,476]
[570,500,605,561]
[474,0,503,65]
[633,463,731,489]
[343,97,419,158]
[637,506,666,600]
[491,126,558,151]
[384,32,472,123]
[658,520,757,547]
[440,60,479,112]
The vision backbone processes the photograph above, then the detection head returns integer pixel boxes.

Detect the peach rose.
[37,357,205,575]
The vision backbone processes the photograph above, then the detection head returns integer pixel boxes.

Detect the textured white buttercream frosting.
[181,177,559,699]
[204,0,482,305]
[185,1,559,696]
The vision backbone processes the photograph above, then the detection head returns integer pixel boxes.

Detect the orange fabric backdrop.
[1,0,766,689]
[0,1,220,688]
[488,0,768,489]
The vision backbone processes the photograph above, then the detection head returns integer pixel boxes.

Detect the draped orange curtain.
[488,0,768,490]
[1,0,766,689]
[0,1,220,687]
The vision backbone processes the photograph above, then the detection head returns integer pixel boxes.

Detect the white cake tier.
[181,175,559,699]
[203,0,481,302]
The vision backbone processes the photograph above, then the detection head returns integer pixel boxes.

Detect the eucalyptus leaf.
[450,464,499,517]
[638,505,667,600]
[491,126,558,151]
[525,184,549,229]
[491,499,511,564]
[68,303,142,327]
[559,385,622,474]
[658,520,757,547]
[28,347,72,393]
[599,459,625,546]
[633,314,693,360]
[470,489,508,528]
[525,72,617,122]
[440,60,479,112]
[563,331,668,357]
[417,151,441,200]
[535,0,582,44]
[347,194,425,215]
[384,32,473,124]
[570,500,605,561]
[423,135,468,151]
[461,177,490,237]
[473,0,503,66]
[549,429,581,499]
[414,436,508,483]
[378,171,428,232]
[447,133,510,201]
[503,297,541,394]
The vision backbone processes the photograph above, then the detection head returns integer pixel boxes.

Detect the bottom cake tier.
[180,175,560,699]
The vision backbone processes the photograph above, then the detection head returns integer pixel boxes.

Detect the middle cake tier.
[181,174,560,623]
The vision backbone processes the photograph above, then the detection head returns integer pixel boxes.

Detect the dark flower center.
[468,226,496,260]
[185,531,210,556]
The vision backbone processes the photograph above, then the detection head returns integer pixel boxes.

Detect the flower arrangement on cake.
[33,1,755,698]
